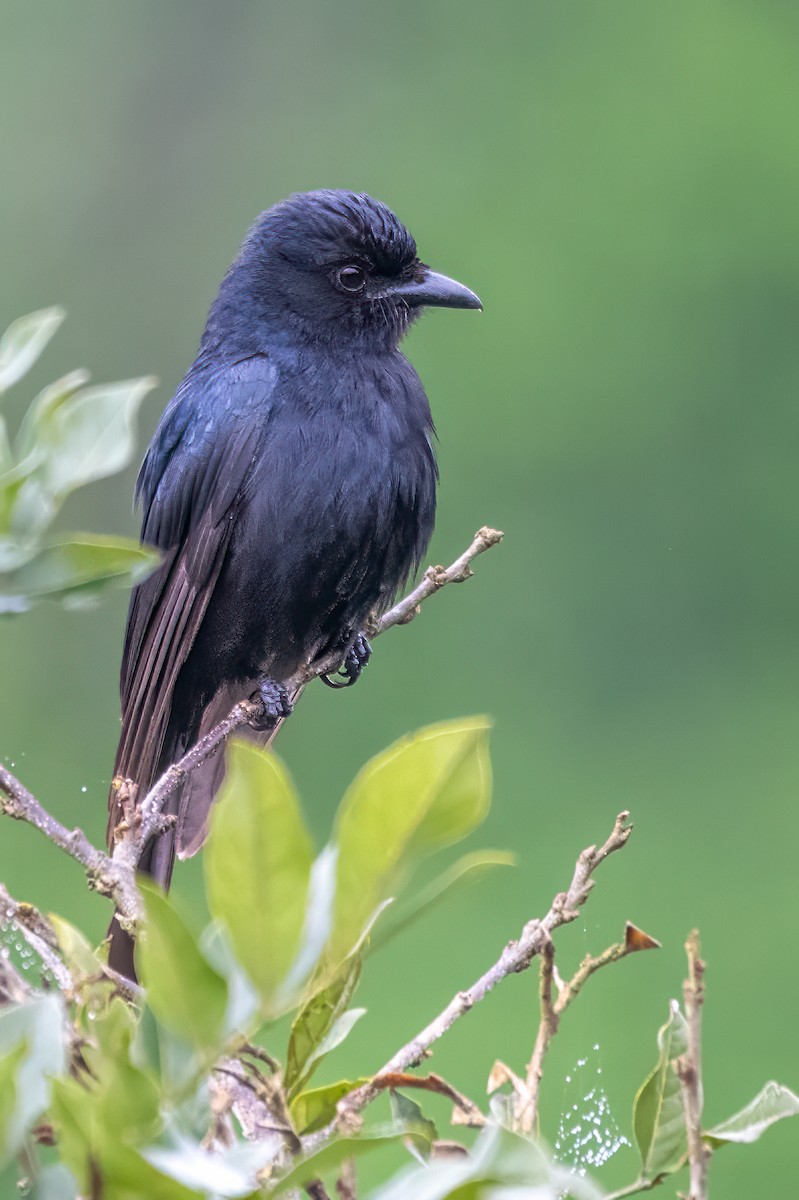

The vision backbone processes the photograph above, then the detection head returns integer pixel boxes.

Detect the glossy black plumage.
[107,190,480,974]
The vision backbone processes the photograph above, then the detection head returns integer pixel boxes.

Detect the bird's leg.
[248,678,294,731]
[321,632,372,690]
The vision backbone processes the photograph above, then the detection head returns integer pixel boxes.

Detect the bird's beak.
[388,267,482,311]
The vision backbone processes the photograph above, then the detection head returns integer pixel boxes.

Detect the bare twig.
[676,930,708,1200]
[316,812,632,1142]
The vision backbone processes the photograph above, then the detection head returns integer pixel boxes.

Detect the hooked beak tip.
[388,268,482,312]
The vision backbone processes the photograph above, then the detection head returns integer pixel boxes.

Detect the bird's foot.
[321,632,372,690]
[248,678,294,730]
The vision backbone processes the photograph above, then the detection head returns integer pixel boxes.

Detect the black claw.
[321,633,372,690]
[249,678,293,730]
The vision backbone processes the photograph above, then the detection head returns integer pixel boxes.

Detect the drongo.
[107,190,480,975]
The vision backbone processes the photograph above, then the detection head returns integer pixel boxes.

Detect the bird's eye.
[335,265,367,294]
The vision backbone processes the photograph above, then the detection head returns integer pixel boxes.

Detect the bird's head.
[206,190,481,355]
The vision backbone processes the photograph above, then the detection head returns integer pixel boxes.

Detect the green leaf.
[138,886,229,1051]
[285,942,364,1096]
[274,1119,436,1195]
[0,995,66,1167]
[368,1121,602,1200]
[390,1089,438,1161]
[49,913,105,978]
[51,1076,200,1199]
[301,1006,366,1076]
[706,1080,799,1145]
[371,849,516,952]
[277,844,339,1002]
[29,1164,78,1200]
[0,1040,27,1164]
[18,375,156,497]
[632,1000,689,1180]
[290,1078,370,1134]
[0,307,64,393]
[329,717,492,962]
[205,741,314,1010]
[14,369,90,461]
[0,416,12,472]
[200,922,261,1036]
[0,533,159,613]
[144,1135,280,1196]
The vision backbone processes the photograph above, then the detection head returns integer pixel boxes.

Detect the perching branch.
[0,526,504,932]
[314,811,632,1144]
[676,931,708,1200]
[115,525,505,844]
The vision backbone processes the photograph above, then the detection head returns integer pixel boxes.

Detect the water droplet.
[554,1043,631,1174]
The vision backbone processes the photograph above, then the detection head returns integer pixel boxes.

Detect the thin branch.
[517,936,556,1133]
[370,525,504,632]
[676,930,708,1200]
[115,526,506,847]
[318,812,632,1141]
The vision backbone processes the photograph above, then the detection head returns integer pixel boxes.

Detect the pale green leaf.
[144,1135,280,1196]
[29,1164,78,1200]
[0,1041,27,1165]
[274,1119,436,1195]
[49,913,105,979]
[0,995,66,1167]
[285,943,364,1095]
[390,1089,438,1161]
[14,369,90,461]
[329,717,492,961]
[205,741,314,1009]
[368,1121,602,1200]
[277,844,339,1002]
[0,533,159,613]
[706,1080,799,1145]
[139,886,229,1051]
[0,416,12,472]
[22,375,156,497]
[0,307,64,393]
[290,1078,370,1135]
[632,1000,689,1180]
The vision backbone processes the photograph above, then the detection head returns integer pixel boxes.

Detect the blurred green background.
[2,1,798,1194]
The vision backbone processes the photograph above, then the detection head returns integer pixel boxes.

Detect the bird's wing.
[107,355,275,850]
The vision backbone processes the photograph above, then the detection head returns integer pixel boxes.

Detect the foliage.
[2,718,797,1198]
[0,303,795,1195]
[0,308,158,612]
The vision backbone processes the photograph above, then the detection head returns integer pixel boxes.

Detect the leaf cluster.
[0,308,158,612]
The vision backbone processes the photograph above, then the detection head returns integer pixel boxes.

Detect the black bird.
[106,190,481,975]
